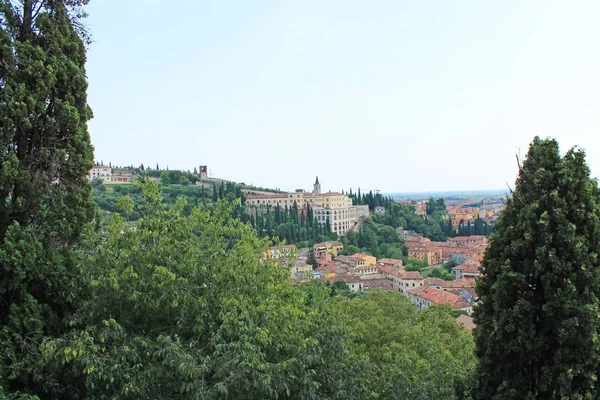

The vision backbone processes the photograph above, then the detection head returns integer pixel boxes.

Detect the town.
[88,163,504,331]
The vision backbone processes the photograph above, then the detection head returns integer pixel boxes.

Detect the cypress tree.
[212,183,218,202]
[0,0,95,391]
[474,137,600,399]
[218,181,224,199]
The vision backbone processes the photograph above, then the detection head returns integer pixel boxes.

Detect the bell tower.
[313,176,321,194]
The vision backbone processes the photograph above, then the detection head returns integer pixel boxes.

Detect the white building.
[89,165,112,182]
[245,177,369,236]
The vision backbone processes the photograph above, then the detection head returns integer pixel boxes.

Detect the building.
[408,247,443,265]
[290,262,313,279]
[406,286,472,313]
[377,266,424,292]
[265,244,296,259]
[313,241,344,257]
[335,273,363,292]
[452,260,481,279]
[397,228,423,240]
[374,206,386,215]
[199,165,208,178]
[245,178,367,236]
[89,165,112,182]
[348,253,377,267]
[349,265,379,276]
[447,208,481,229]
[111,168,133,183]
[423,278,476,292]
[377,258,404,269]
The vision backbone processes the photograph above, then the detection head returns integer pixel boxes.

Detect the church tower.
[313,176,321,194]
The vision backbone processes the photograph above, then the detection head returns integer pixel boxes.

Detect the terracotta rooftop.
[377,265,403,277]
[333,272,361,283]
[401,271,424,280]
[378,258,403,266]
[334,255,353,264]
[407,286,471,309]
[350,253,371,261]
[441,278,477,289]
[452,263,481,274]
[423,278,445,287]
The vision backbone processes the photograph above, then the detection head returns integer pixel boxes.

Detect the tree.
[474,137,600,399]
[0,0,96,392]
[306,247,317,268]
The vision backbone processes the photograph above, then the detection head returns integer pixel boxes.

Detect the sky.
[85,0,600,193]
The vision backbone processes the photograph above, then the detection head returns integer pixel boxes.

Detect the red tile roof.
[401,271,424,280]
[378,258,403,266]
[452,263,481,274]
[407,286,471,309]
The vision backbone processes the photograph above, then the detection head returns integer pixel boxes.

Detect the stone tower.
[313,176,321,194]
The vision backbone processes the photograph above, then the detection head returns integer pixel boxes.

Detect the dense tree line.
[345,188,392,210]
[248,203,337,246]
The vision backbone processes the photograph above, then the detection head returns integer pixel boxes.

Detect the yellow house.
[290,262,313,279]
[408,247,442,265]
[349,253,376,267]
[313,241,344,257]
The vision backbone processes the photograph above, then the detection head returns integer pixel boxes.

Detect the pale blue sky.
[85,1,600,193]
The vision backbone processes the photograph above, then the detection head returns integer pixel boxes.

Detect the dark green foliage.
[3,181,475,399]
[474,137,600,399]
[306,246,317,267]
[0,0,96,392]
[159,170,190,185]
[428,267,454,281]
[250,204,336,246]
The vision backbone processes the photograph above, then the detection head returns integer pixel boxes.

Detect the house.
[334,273,363,292]
[111,168,133,183]
[452,260,481,279]
[265,244,296,259]
[406,286,473,313]
[315,264,346,280]
[377,258,404,269]
[89,165,112,182]
[361,275,394,291]
[313,241,344,257]
[423,278,445,290]
[349,264,378,276]
[459,288,478,304]
[378,266,424,292]
[348,253,377,267]
[290,262,313,279]
[374,206,386,215]
[456,314,476,332]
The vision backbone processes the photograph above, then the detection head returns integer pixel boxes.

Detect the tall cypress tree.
[474,137,600,399]
[0,0,95,391]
